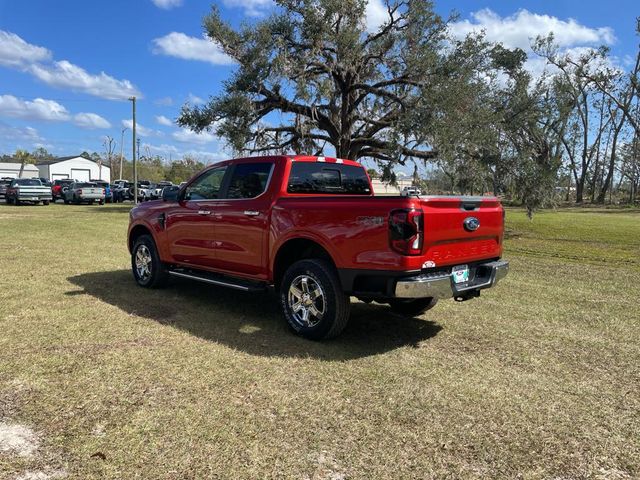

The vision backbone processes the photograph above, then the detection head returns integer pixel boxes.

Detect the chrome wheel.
[135,245,152,281]
[287,275,325,328]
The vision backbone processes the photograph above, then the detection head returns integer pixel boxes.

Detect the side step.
[168,268,268,292]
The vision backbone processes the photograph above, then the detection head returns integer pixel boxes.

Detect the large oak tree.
[178,0,488,172]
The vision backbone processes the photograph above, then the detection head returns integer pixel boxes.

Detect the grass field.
[0,203,638,479]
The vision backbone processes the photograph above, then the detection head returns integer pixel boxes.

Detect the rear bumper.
[17,193,52,201]
[394,260,509,299]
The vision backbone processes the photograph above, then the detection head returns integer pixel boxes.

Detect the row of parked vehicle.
[0,177,181,206]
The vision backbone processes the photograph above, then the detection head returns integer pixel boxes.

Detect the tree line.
[177,0,639,217]
[0,148,207,185]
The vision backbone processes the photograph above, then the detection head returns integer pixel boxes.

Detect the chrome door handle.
[198,210,211,215]
[244,210,260,216]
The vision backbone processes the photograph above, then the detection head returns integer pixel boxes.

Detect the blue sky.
[0,0,637,163]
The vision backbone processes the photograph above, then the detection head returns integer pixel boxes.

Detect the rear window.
[76,183,97,188]
[15,179,42,186]
[287,162,371,195]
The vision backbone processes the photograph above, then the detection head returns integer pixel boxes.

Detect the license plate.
[452,265,469,284]
[31,197,39,200]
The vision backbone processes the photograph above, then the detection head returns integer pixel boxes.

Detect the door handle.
[244,210,260,216]
[198,210,211,215]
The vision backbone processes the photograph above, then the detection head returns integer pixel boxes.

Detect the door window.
[226,163,273,199]
[184,167,227,200]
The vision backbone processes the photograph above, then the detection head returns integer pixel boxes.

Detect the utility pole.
[119,127,127,180]
[129,96,137,204]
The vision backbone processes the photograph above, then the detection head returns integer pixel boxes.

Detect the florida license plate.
[452,265,469,284]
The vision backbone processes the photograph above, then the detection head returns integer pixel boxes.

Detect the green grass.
[0,203,638,479]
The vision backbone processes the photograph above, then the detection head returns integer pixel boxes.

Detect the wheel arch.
[272,237,339,291]
[128,223,155,253]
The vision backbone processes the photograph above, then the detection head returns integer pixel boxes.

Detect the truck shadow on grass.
[67,270,442,361]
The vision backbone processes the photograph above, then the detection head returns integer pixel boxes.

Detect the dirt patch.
[0,422,39,458]
[14,470,66,480]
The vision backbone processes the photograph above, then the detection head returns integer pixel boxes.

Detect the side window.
[185,167,227,200]
[225,163,273,199]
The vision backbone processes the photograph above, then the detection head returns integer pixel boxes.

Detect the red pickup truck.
[128,155,508,340]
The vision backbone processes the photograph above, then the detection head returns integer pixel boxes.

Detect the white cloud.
[143,142,180,155]
[0,30,51,67]
[152,32,234,66]
[0,121,43,143]
[172,128,217,144]
[28,61,140,100]
[187,93,205,105]
[449,9,615,51]
[222,0,272,17]
[122,119,160,137]
[155,115,173,126]
[0,95,70,122]
[151,0,183,9]
[154,96,174,106]
[0,30,142,100]
[74,112,111,129]
[365,0,388,33]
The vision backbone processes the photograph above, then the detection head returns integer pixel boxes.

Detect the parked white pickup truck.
[5,178,52,205]
[63,182,105,205]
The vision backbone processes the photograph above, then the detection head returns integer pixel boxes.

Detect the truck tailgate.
[419,196,504,267]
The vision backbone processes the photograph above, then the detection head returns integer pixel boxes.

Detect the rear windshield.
[15,179,42,186]
[76,183,97,188]
[287,163,371,195]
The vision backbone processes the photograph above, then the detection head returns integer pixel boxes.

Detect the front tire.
[280,259,350,340]
[131,234,169,288]
[388,297,438,316]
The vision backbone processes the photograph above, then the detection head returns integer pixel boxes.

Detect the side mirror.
[162,186,180,202]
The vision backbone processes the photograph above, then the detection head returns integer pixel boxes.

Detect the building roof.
[0,162,40,171]
[34,155,89,166]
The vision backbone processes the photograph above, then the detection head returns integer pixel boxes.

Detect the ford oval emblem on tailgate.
[463,216,480,232]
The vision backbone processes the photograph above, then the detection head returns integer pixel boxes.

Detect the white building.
[370,178,414,196]
[0,162,41,179]
[36,156,111,182]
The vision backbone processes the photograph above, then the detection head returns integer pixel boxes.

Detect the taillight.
[389,209,423,255]
[102,189,106,195]
[77,189,83,194]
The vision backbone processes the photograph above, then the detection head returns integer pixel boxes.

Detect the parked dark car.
[51,179,74,202]
[0,177,12,200]
[91,180,112,203]
[5,178,52,205]
[63,182,105,205]
[112,181,132,202]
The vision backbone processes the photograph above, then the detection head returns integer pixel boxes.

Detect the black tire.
[14,197,20,206]
[280,259,350,340]
[43,200,50,205]
[63,198,69,205]
[131,234,169,288]
[98,200,104,205]
[388,297,438,316]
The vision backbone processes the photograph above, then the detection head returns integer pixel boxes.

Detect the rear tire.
[131,234,169,288]
[388,297,438,316]
[280,259,350,340]
[43,200,50,205]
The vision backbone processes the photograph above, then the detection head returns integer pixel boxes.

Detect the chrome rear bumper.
[394,260,509,299]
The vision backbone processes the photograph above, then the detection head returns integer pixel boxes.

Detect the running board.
[168,269,267,292]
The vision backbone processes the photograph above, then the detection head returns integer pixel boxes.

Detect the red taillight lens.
[389,209,423,255]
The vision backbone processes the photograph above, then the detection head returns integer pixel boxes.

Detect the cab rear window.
[287,163,371,195]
